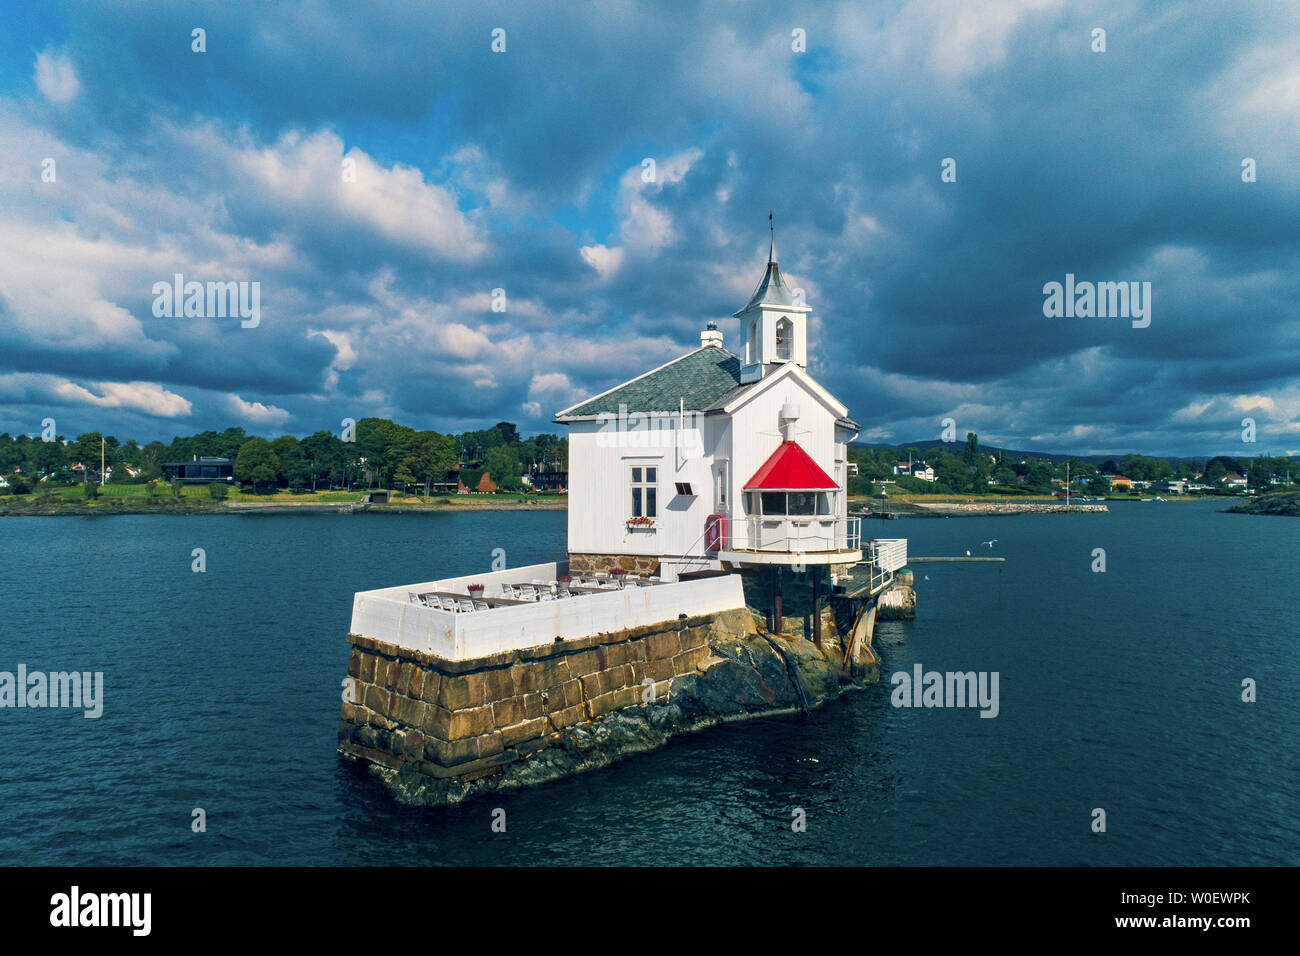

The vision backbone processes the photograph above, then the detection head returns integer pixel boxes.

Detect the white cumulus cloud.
[225,393,291,426]
[54,380,192,418]
[580,243,625,278]
[34,48,80,103]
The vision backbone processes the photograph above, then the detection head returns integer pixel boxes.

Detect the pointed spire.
[734,216,799,317]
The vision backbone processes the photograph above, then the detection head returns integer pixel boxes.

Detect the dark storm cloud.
[0,0,1296,453]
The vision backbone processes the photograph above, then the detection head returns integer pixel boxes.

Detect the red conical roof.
[744,440,838,490]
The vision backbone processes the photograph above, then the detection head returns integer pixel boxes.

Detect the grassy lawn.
[3,483,567,506]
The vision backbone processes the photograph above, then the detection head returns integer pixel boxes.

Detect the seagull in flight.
[981,539,998,548]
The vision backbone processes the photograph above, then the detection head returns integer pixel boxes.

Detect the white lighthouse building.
[556,234,863,582]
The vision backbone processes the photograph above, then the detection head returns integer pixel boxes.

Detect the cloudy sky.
[2,0,1297,456]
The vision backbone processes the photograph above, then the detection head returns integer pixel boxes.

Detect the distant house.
[162,456,234,483]
[1108,475,1133,489]
[68,461,103,482]
[426,467,461,494]
[1223,473,1248,490]
[476,471,498,493]
[893,461,935,481]
[529,465,568,492]
[1152,479,1188,494]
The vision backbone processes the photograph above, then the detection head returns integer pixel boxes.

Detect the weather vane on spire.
[768,212,775,263]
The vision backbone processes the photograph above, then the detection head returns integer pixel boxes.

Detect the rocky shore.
[912,501,1107,516]
[1225,491,1300,516]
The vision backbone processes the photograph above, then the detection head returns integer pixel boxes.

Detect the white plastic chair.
[458,599,476,613]
[519,585,538,601]
[473,600,490,612]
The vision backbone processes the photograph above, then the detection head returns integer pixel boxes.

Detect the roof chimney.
[779,401,800,442]
[700,320,723,349]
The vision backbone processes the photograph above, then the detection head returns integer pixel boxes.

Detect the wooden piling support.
[812,568,822,649]
[773,566,783,637]
[843,600,867,668]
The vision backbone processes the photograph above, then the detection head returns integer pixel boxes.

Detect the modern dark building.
[529,466,567,492]
[162,456,234,483]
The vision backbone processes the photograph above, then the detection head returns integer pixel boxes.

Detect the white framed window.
[715,460,729,512]
[747,320,756,364]
[630,464,657,517]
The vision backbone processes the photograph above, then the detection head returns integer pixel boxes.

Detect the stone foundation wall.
[339,611,731,783]
[339,569,907,807]
[567,553,661,576]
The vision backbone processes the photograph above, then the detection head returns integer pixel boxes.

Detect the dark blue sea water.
[0,501,1295,865]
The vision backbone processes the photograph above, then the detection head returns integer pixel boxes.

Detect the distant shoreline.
[0,496,568,517]
[854,500,1109,518]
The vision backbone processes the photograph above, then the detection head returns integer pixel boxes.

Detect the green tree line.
[846,436,1296,497]
[0,419,568,495]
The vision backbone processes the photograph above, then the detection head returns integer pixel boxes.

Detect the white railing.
[866,538,908,572]
[739,515,862,553]
[856,539,908,593]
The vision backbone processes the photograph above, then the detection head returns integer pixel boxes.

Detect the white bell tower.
[734,218,810,384]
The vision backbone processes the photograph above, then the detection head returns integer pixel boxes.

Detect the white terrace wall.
[349,560,747,661]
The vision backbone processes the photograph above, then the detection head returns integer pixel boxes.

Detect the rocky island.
[1225,491,1300,516]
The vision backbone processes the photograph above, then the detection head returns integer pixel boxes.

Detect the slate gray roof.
[556,347,742,419]
[702,381,757,413]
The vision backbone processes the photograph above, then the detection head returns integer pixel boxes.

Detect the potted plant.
[609,568,627,582]
[556,574,572,584]
[467,583,485,596]
[626,515,655,527]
